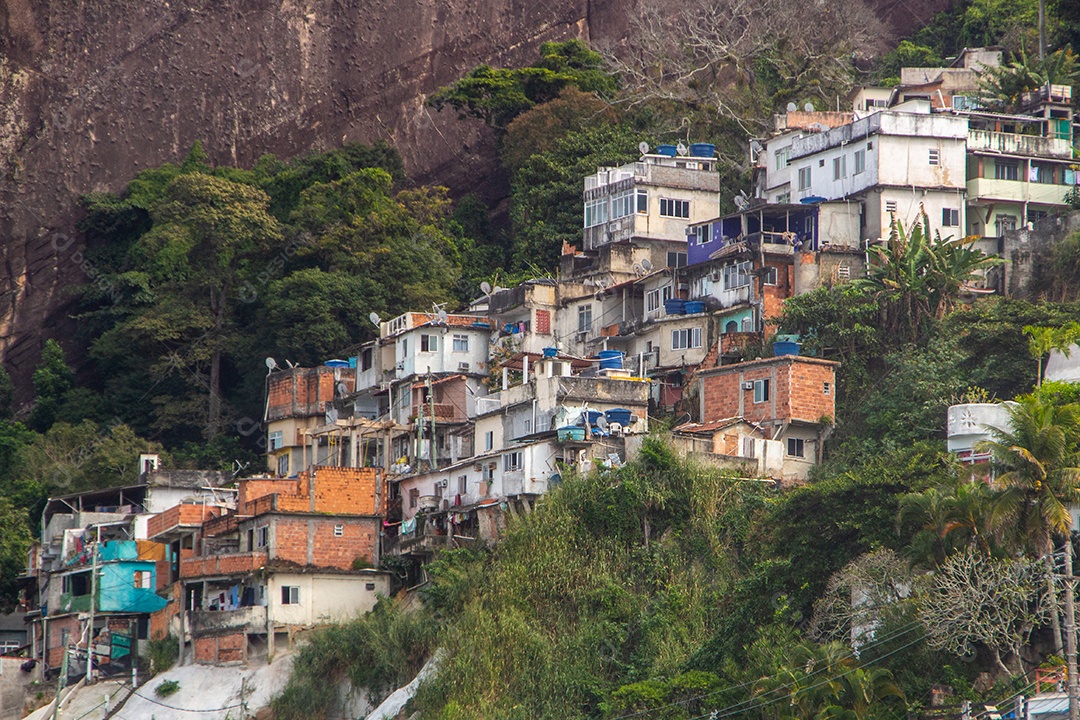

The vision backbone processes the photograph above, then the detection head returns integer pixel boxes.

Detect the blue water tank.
[605,408,633,427]
[324,359,350,368]
[542,347,558,358]
[773,341,801,357]
[689,143,715,157]
[684,300,706,314]
[597,350,624,370]
[656,144,678,157]
[664,298,687,315]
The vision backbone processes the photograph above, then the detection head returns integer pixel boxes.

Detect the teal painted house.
[56,540,167,615]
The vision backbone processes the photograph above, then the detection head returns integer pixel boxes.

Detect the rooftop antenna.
[285,359,297,369]
[676,142,688,156]
[480,281,492,295]
[804,102,815,112]
[638,141,650,155]
[368,312,381,328]
[641,258,653,272]
[786,102,798,112]
[264,357,278,374]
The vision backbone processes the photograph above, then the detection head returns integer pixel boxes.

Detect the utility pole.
[1064,539,1079,720]
[1039,0,1047,61]
[85,525,100,685]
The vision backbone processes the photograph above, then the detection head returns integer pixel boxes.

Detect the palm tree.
[979,395,1080,656]
[1024,323,1080,386]
[899,482,999,568]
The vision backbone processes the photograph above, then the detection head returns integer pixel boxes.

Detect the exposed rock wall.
[0,0,943,392]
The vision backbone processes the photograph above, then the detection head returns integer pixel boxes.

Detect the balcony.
[180,552,268,579]
[411,403,463,423]
[967,129,1072,159]
[967,177,1070,206]
[148,504,226,542]
[189,605,267,636]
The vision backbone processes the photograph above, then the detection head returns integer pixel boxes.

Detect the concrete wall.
[266,573,388,628]
[0,655,39,720]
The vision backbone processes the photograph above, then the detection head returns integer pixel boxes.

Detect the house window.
[584,197,609,227]
[281,586,300,605]
[837,264,850,279]
[995,215,1018,236]
[636,189,648,214]
[482,463,495,483]
[724,320,738,333]
[646,286,672,313]
[942,208,959,227]
[1030,209,1050,223]
[420,334,438,352]
[504,451,523,471]
[823,382,831,396]
[360,348,373,371]
[524,419,532,435]
[775,147,790,169]
[611,190,634,219]
[277,454,289,477]
[777,192,791,204]
[268,431,283,451]
[333,524,344,537]
[753,379,770,403]
[400,338,407,357]
[659,198,690,218]
[928,148,940,165]
[866,141,873,150]
[763,267,778,286]
[256,525,269,548]
[787,438,805,457]
[885,200,897,214]
[1031,164,1051,184]
[457,475,467,495]
[667,251,688,268]
[577,304,592,334]
[723,261,751,289]
[409,489,419,509]
[692,224,711,245]
[484,430,493,451]
[798,167,812,190]
[995,161,1019,181]
[832,156,846,180]
[854,149,865,175]
[133,571,151,589]
[671,327,703,350]
[452,334,468,352]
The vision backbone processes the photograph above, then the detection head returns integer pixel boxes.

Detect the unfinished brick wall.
[270,516,380,570]
[45,616,80,669]
[150,584,180,640]
[238,468,383,517]
[238,479,301,514]
[194,632,246,664]
[180,552,268,579]
[699,357,837,425]
[266,367,354,422]
[147,504,225,539]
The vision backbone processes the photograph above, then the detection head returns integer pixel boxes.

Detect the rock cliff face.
[0,0,629,386]
[0,0,944,391]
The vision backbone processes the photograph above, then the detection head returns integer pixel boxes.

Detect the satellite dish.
[786,102,798,112]
[480,281,492,295]
[285,359,297,369]
[641,258,653,272]
[676,142,688,156]
[632,263,644,277]
[638,141,650,155]
[804,102,814,112]
[369,312,381,328]
[336,382,349,397]
[595,415,609,432]
[264,357,278,372]
[324,406,339,425]
[436,309,449,324]
[750,140,763,153]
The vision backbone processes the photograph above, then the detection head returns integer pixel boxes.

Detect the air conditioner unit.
[458,362,471,372]
[437,479,448,488]
[742,381,754,390]
[396,362,404,371]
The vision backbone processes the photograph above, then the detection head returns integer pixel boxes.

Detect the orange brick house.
[150,467,390,665]
[694,354,839,482]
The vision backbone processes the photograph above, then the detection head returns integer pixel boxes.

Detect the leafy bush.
[155,679,180,697]
[145,635,178,675]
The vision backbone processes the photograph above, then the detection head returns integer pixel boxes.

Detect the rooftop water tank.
[689,143,715,157]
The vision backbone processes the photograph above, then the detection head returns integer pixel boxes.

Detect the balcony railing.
[180,552,268,579]
[189,605,267,636]
[411,403,462,422]
[967,129,1072,159]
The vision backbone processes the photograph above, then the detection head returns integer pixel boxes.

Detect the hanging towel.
[402,517,417,535]
[1029,164,1040,182]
